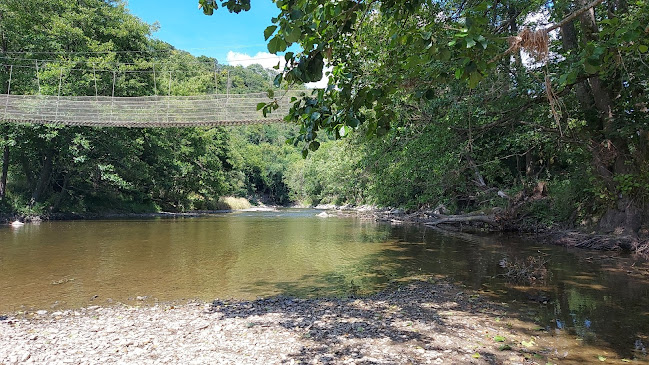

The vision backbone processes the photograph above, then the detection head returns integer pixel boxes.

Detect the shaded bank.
[328,207,649,255]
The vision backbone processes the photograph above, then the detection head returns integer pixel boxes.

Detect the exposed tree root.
[540,230,649,254]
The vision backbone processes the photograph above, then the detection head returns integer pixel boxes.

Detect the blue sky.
[126,0,281,67]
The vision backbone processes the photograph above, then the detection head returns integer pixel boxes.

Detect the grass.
[214,196,252,210]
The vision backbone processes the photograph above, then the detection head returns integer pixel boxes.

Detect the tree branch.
[545,0,605,33]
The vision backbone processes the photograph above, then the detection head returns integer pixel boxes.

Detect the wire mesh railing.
[0,91,301,127]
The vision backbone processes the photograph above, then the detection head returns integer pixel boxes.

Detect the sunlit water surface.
[2,209,649,361]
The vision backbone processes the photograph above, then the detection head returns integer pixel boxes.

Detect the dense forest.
[1,0,648,239]
[203,0,648,237]
[0,0,302,214]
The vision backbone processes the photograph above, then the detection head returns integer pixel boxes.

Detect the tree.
[0,0,292,214]
[202,0,649,234]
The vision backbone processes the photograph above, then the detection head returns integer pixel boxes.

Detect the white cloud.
[226,51,285,69]
[226,51,330,89]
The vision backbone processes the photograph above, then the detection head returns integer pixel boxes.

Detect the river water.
[1,209,648,361]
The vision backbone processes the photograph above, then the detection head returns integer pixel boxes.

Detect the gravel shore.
[1,280,557,364]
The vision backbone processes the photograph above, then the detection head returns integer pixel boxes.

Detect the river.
[1,209,648,361]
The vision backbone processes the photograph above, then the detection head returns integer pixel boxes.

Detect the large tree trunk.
[0,8,9,203]
[31,148,54,205]
[558,1,644,235]
[51,172,69,212]
[559,19,595,115]
[0,132,8,201]
[573,0,644,235]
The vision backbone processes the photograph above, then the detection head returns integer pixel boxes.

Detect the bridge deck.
[0,92,299,127]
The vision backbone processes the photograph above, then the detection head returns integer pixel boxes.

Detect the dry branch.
[545,0,605,33]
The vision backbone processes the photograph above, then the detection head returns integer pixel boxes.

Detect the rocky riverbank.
[1,280,622,364]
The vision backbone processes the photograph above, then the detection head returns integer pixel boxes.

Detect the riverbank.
[322,207,649,256]
[0,279,617,364]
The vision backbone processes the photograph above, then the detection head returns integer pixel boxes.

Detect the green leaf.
[273,73,283,87]
[466,37,476,48]
[339,125,348,137]
[285,27,301,43]
[498,344,512,351]
[308,140,320,151]
[290,9,304,20]
[267,89,275,98]
[468,71,482,88]
[267,36,287,53]
[256,102,266,111]
[472,353,481,359]
[597,356,606,362]
[584,62,599,74]
[264,25,278,41]
[493,336,506,342]
[639,44,649,53]
[521,340,535,348]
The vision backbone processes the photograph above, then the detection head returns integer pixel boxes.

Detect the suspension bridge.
[1,92,299,127]
[0,59,303,128]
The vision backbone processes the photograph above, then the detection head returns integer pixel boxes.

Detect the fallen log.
[423,213,498,227]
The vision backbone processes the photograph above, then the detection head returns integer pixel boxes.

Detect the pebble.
[20,352,30,362]
[0,281,552,364]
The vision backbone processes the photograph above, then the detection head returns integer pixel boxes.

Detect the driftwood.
[423,213,498,228]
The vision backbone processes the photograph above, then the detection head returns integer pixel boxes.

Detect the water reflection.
[1,210,649,361]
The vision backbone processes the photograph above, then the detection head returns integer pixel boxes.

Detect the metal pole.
[91,64,98,123]
[214,61,218,94]
[152,64,159,125]
[110,71,116,124]
[55,67,62,122]
[3,65,13,120]
[226,70,230,97]
[58,68,63,96]
[166,71,172,124]
[35,61,41,94]
[93,64,98,98]
[168,71,172,96]
[112,71,116,98]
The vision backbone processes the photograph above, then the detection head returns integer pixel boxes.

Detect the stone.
[20,352,31,362]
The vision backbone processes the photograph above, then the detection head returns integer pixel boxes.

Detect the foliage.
[204,0,649,232]
[0,0,293,215]
[2,0,648,236]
